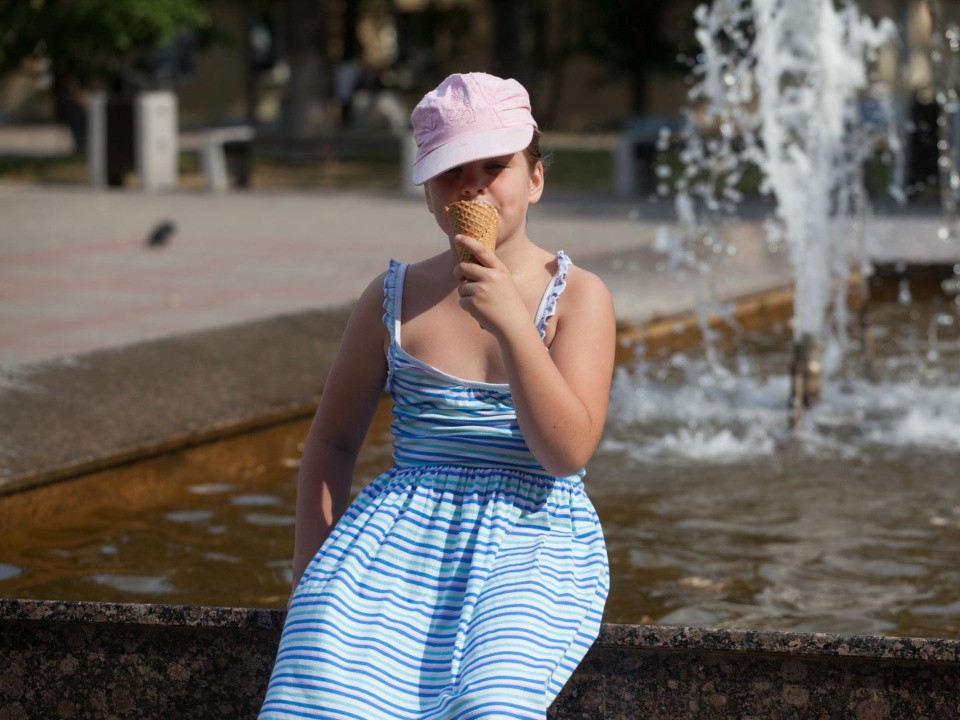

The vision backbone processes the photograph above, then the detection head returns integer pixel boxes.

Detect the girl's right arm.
[290,273,389,593]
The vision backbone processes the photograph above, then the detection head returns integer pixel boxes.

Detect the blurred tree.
[283,0,331,137]
[343,0,362,61]
[483,0,560,126]
[483,0,692,127]
[567,0,694,117]
[0,0,213,151]
[490,0,533,90]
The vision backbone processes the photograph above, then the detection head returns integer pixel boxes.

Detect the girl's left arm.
[457,240,616,477]
[501,268,615,476]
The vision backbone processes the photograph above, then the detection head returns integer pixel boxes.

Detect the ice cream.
[444,200,499,263]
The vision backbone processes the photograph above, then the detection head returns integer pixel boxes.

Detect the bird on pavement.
[146,220,176,248]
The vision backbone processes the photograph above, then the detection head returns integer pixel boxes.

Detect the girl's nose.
[459,166,486,198]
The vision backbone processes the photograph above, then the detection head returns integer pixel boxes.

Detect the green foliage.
[0,0,212,86]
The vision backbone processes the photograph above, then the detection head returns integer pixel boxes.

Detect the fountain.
[925,0,960,239]
[656,0,907,427]
[601,0,960,636]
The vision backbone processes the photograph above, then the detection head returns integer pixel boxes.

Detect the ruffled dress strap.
[382,259,404,341]
[534,250,572,340]
[382,258,407,389]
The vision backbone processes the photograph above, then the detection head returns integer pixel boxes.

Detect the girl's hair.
[523,129,551,175]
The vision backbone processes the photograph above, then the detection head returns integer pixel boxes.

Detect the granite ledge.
[4,597,957,663]
[599,621,960,664]
[0,598,282,631]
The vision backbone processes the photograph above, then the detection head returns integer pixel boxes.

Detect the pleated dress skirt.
[259,257,609,719]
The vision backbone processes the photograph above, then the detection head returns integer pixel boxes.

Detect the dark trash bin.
[106,97,135,187]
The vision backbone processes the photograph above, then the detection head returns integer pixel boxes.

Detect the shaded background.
[0,0,955,197]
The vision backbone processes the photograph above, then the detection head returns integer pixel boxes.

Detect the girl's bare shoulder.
[341,270,390,345]
[404,250,451,277]
[398,251,455,297]
[561,263,615,317]
[356,269,389,310]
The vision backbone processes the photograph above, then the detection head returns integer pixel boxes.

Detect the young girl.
[259,72,616,720]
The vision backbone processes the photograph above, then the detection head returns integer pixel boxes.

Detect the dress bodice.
[381,254,580,478]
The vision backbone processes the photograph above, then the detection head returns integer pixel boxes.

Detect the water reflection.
[597,301,960,636]
[0,304,957,638]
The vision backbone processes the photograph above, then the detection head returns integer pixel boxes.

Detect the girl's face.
[423,151,544,243]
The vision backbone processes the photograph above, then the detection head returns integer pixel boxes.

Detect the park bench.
[200,125,256,192]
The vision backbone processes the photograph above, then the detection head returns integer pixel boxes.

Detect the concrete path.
[4,181,958,373]
[0,184,799,372]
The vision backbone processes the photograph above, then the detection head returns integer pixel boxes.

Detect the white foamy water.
[604,426,776,464]
[605,361,787,463]
[866,396,960,448]
[606,331,960,463]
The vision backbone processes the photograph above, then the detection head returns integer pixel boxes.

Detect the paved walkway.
[0,184,790,372]
[1,182,953,373]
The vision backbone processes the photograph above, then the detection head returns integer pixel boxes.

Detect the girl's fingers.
[453,234,498,268]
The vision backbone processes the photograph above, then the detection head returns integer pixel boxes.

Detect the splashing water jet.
[926,0,960,242]
[664,0,898,428]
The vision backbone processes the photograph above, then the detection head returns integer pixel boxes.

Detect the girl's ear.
[423,185,435,214]
[528,161,545,205]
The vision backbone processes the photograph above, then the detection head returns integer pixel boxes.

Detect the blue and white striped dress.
[260,252,609,720]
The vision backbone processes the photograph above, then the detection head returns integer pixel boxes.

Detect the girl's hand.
[453,234,527,338]
[455,234,617,477]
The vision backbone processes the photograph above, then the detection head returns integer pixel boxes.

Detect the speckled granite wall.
[2,599,958,719]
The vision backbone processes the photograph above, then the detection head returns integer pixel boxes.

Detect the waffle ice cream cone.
[445,200,499,263]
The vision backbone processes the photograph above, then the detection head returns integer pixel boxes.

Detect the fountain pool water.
[0,298,957,638]
[596,0,960,636]
[600,297,960,637]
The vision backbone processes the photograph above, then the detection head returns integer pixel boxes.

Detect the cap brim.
[412,125,535,186]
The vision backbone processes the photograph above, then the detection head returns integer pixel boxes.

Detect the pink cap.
[410,73,537,185]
